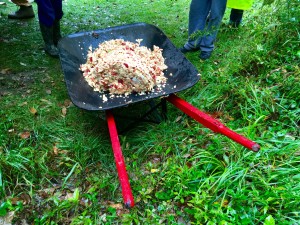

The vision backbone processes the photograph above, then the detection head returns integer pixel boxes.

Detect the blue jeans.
[184,0,227,52]
[36,0,63,27]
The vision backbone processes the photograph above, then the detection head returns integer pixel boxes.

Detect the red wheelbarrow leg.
[106,110,135,208]
[166,94,260,152]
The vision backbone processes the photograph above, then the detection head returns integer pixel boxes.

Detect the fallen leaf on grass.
[40,99,52,104]
[53,143,59,155]
[10,193,31,205]
[151,157,161,164]
[80,197,91,207]
[0,68,10,74]
[19,131,31,139]
[38,190,50,199]
[29,107,37,115]
[186,162,192,168]
[20,193,31,205]
[175,116,182,122]
[222,199,229,207]
[65,192,74,200]
[19,101,28,106]
[183,153,191,158]
[10,197,21,205]
[63,99,73,107]
[40,187,57,197]
[116,208,130,217]
[62,107,67,117]
[209,111,223,119]
[108,202,123,210]
[225,115,235,121]
[150,169,159,173]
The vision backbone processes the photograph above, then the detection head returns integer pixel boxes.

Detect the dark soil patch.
[0,68,53,99]
[0,71,36,95]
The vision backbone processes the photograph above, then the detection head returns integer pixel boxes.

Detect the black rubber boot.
[39,23,59,58]
[8,5,35,19]
[229,9,244,28]
[53,20,62,46]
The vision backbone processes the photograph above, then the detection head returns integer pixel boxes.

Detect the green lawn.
[0,0,299,224]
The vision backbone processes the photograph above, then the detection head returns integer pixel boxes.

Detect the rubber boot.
[39,23,59,58]
[229,9,244,28]
[8,5,35,19]
[53,20,62,46]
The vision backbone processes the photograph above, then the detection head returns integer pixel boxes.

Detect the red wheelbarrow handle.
[106,110,135,208]
[166,94,260,152]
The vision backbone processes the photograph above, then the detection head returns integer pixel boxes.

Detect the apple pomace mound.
[80,39,168,96]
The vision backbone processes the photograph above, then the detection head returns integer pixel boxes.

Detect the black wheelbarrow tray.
[58,22,260,208]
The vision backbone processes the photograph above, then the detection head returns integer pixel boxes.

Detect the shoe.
[228,21,240,28]
[39,23,59,58]
[8,6,35,19]
[199,51,212,60]
[179,46,199,54]
[44,45,59,58]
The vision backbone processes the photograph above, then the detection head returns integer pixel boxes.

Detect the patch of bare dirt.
[0,70,35,97]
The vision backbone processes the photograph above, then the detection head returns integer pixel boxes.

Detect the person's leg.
[51,0,63,46]
[52,0,63,20]
[35,0,59,57]
[36,0,56,27]
[182,0,211,51]
[8,0,34,19]
[199,0,227,59]
[229,8,244,27]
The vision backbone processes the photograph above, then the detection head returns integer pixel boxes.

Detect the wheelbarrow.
[58,22,260,208]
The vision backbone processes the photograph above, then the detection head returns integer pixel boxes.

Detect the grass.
[0,0,300,224]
